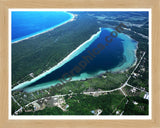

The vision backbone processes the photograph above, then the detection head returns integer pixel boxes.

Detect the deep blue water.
[11,11,146,92]
[24,28,124,89]
[11,11,73,42]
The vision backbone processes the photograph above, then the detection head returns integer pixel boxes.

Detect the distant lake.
[11,11,73,43]
[12,28,137,92]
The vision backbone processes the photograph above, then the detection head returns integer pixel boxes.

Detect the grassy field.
[48,72,128,95]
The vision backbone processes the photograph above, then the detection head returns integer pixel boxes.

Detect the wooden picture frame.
[0,0,160,128]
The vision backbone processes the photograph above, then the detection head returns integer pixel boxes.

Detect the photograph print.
[10,9,151,118]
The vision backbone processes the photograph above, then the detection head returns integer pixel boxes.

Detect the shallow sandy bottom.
[12,28,137,93]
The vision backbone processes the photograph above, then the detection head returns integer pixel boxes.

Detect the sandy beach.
[12,27,138,92]
[12,27,101,91]
[12,13,76,44]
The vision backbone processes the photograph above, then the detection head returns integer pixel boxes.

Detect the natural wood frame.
[0,0,160,128]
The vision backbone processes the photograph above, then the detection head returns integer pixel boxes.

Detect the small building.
[116,111,120,115]
[32,102,41,111]
[131,87,136,93]
[144,93,149,100]
[133,101,138,105]
[102,75,107,78]
[91,109,102,115]
[24,94,27,98]
[29,73,34,78]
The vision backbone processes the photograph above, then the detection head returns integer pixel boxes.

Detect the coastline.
[12,28,138,92]
[12,28,102,91]
[23,71,106,93]
[108,31,138,73]
[12,12,76,44]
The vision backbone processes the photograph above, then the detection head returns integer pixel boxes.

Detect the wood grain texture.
[0,0,160,128]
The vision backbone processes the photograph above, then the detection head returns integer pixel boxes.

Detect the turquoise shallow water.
[12,28,137,92]
[108,30,138,72]
[12,29,102,91]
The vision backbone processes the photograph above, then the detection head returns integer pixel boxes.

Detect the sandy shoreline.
[12,27,101,91]
[12,27,138,92]
[12,12,76,44]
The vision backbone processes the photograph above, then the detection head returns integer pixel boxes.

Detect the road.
[83,52,147,96]
[13,52,147,115]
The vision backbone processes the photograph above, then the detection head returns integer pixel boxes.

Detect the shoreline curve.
[12,28,102,91]
[12,12,75,44]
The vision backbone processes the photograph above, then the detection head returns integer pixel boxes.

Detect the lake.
[11,11,73,43]
[12,27,137,92]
